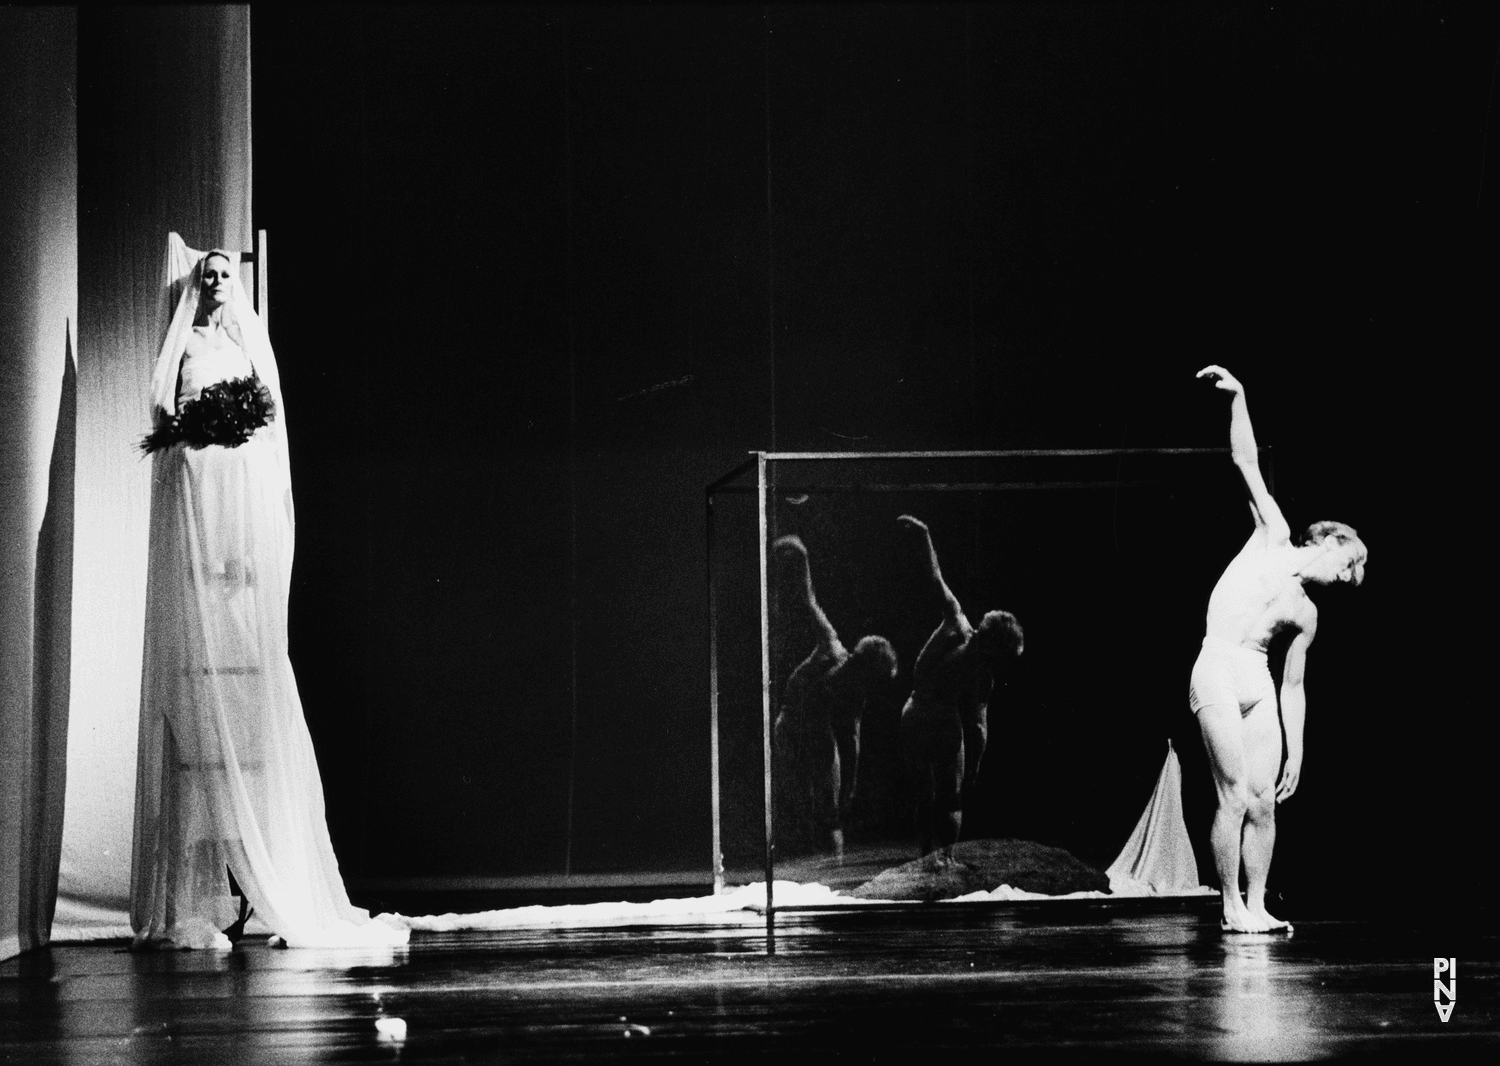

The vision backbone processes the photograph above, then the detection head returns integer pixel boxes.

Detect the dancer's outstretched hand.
[1276,757,1302,802]
[1197,365,1244,395]
[773,534,807,557]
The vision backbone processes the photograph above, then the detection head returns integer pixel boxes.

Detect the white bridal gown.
[131,235,407,950]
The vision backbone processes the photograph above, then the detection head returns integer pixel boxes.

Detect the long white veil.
[132,234,406,949]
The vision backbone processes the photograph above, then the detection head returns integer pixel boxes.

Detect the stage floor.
[2,905,1495,1062]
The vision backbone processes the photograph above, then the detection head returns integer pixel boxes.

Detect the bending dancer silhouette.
[896,515,1023,856]
[773,535,897,857]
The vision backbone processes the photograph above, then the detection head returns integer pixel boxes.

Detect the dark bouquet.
[141,375,275,454]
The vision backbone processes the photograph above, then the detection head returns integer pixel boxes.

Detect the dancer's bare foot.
[1246,905,1292,934]
[1220,899,1264,934]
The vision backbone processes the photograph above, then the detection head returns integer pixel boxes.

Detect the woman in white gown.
[131,235,407,950]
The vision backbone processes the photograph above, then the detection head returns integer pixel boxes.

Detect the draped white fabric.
[1106,742,1209,896]
[0,7,77,963]
[131,235,406,950]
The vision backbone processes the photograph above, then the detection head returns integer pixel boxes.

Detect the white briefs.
[1189,636,1276,717]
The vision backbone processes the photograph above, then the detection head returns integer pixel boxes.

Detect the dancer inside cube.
[896,515,1023,856]
[773,535,897,858]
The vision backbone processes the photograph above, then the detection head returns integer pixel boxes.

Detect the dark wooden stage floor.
[3,902,1495,1063]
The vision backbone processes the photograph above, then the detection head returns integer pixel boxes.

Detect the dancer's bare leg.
[834,714,861,821]
[804,726,839,856]
[1196,701,1258,932]
[1241,696,1291,932]
[904,700,965,856]
[913,761,936,856]
[961,705,987,801]
[826,745,845,858]
[831,715,859,860]
[933,739,964,853]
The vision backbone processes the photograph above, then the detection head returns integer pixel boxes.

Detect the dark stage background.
[252,4,1493,917]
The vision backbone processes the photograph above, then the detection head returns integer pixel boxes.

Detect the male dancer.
[896,515,1024,855]
[773,535,898,856]
[1192,365,1367,933]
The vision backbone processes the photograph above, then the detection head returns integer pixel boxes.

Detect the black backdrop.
[252,4,1493,919]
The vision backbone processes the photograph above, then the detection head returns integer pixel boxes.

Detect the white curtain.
[0,6,77,964]
[53,6,254,942]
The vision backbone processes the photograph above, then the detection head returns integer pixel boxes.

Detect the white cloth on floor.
[373,882,877,932]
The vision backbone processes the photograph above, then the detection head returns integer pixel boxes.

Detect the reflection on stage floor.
[2,906,1493,1062]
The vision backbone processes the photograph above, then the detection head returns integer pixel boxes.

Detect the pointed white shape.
[1107,742,1207,895]
[1436,1002,1455,1023]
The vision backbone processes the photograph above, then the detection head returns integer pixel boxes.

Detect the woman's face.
[201,255,233,309]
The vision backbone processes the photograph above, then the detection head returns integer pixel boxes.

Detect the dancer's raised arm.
[774,535,839,651]
[896,515,964,625]
[1197,365,1290,543]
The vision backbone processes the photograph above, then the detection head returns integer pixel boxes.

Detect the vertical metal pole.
[757,452,775,953]
[707,489,725,895]
[255,228,268,330]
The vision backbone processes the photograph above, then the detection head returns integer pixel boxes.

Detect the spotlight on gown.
[131,233,408,951]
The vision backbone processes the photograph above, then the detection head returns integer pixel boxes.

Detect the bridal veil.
[131,233,406,949]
